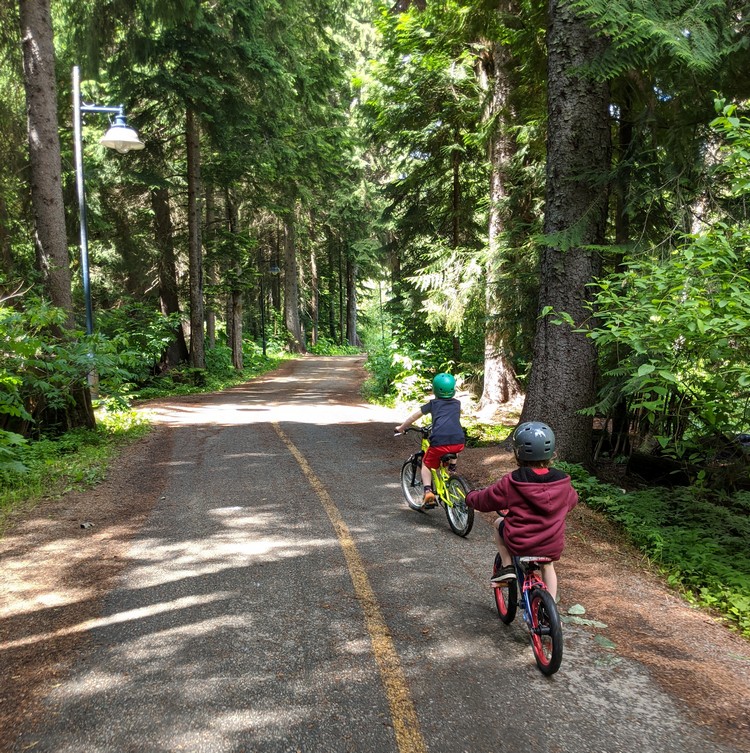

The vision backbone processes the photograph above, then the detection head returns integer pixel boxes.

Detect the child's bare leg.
[492,517,513,567]
[541,562,557,600]
[420,462,433,489]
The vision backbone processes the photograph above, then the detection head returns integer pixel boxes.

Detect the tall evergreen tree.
[519,0,610,464]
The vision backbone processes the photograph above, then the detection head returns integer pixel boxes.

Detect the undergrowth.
[559,462,750,638]
[0,410,149,529]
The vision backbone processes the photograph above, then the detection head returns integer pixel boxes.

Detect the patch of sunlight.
[144,400,399,428]
[112,615,248,665]
[0,593,232,652]
[125,533,340,588]
[341,637,375,655]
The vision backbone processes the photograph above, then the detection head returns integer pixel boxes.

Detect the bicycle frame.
[515,558,547,620]
[418,433,458,509]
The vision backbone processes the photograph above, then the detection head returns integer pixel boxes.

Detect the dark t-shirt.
[420,398,465,446]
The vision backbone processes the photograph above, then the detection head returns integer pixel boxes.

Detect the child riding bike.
[465,421,578,599]
[395,373,466,508]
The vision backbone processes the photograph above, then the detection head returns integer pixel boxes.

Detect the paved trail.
[12,357,745,753]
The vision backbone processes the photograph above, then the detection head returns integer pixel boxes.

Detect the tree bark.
[204,186,217,349]
[283,214,306,353]
[225,190,243,369]
[310,250,319,347]
[152,183,189,370]
[345,257,362,347]
[479,22,523,413]
[18,0,74,325]
[18,0,94,431]
[520,0,610,464]
[0,195,12,273]
[186,106,205,369]
[230,290,243,369]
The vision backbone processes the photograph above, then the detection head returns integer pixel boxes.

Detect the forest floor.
[1,365,749,751]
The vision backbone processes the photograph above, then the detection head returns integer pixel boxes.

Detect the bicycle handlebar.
[393,426,430,438]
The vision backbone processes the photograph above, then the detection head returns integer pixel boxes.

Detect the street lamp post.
[72,65,144,335]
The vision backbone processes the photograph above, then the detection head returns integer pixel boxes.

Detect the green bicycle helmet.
[432,372,456,399]
[513,421,555,461]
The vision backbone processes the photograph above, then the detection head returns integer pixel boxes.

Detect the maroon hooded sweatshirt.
[466,467,578,560]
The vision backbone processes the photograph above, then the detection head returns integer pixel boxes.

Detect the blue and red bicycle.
[493,548,564,675]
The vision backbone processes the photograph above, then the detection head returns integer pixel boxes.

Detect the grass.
[0,410,150,530]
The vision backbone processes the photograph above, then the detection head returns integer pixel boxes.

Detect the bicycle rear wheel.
[400,458,425,511]
[444,476,474,536]
[528,587,563,675]
[493,559,518,624]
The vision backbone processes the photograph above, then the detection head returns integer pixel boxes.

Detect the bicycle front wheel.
[400,459,425,511]
[444,476,474,536]
[529,587,563,675]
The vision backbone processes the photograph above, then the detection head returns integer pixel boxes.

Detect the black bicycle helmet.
[432,373,456,398]
[513,421,555,461]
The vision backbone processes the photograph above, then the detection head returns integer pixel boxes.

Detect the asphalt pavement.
[14,356,743,753]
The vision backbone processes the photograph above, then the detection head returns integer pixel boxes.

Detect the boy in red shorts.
[395,373,465,508]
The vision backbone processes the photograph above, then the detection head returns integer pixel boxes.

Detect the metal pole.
[260,275,267,357]
[72,66,94,336]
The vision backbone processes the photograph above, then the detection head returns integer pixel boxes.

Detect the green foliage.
[571,0,732,79]
[309,338,361,356]
[0,409,149,526]
[0,300,95,435]
[559,462,750,636]
[133,344,288,400]
[569,108,750,461]
[363,341,452,405]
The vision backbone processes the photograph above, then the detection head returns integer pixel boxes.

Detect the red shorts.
[424,444,465,470]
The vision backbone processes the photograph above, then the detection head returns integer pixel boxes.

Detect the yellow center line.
[272,423,427,753]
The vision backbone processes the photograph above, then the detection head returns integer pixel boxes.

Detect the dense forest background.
[2,0,750,477]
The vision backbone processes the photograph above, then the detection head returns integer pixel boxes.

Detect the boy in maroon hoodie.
[465,421,578,599]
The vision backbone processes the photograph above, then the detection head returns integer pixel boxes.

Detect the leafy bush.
[363,341,460,404]
[0,409,148,522]
[559,462,750,636]
[309,337,361,356]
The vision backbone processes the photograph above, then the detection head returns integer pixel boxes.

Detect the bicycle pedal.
[423,501,437,509]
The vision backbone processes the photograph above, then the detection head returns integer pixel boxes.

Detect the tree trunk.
[225,189,243,369]
[230,291,243,369]
[479,25,523,414]
[204,186,217,349]
[0,195,12,273]
[18,0,74,325]
[345,257,361,347]
[186,106,205,369]
[18,0,94,430]
[338,245,345,344]
[520,0,610,465]
[310,250,319,347]
[152,183,189,370]
[283,214,306,353]
[327,242,337,341]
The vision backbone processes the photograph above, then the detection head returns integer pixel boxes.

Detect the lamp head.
[100,112,145,153]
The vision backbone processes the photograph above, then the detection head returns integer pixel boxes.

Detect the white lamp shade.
[100,124,145,153]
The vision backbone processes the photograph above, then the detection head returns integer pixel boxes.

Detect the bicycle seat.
[518,555,553,564]
[440,452,458,462]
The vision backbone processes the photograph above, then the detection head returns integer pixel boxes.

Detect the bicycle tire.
[493,567,518,624]
[528,587,563,675]
[444,476,474,536]
[400,458,425,511]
